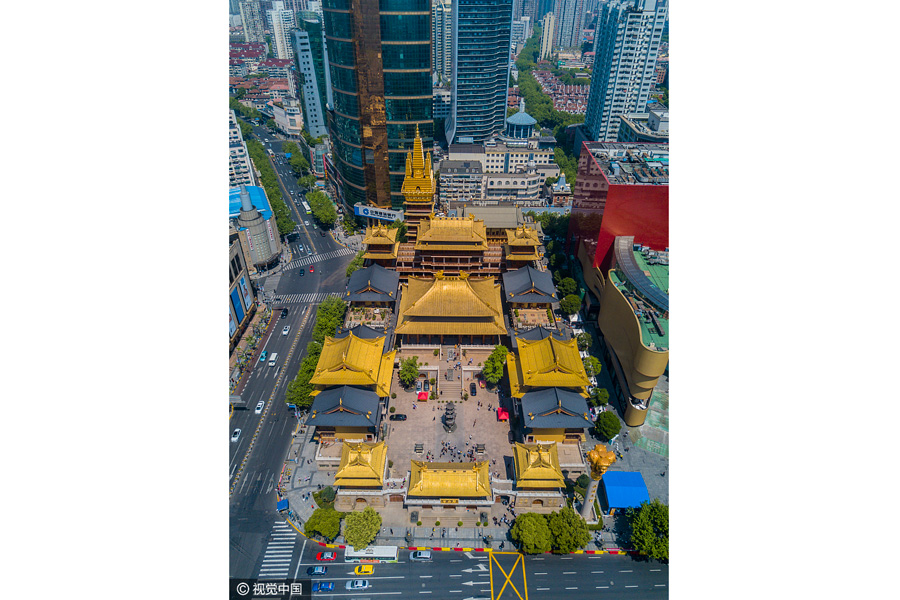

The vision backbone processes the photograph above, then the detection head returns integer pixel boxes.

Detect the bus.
[343,545,399,563]
[301,201,311,213]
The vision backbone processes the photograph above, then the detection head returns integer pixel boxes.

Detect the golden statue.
[586,444,617,480]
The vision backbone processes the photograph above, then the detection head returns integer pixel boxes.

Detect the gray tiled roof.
[502,266,558,304]
[520,387,592,429]
[346,264,400,304]
[309,386,382,428]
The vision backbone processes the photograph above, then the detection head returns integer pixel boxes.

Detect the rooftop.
[229,186,272,222]
[308,386,382,429]
[512,443,565,488]
[439,160,484,175]
[583,142,669,186]
[310,332,396,397]
[407,460,492,498]
[345,264,400,304]
[334,441,387,488]
[520,387,593,429]
[609,236,669,351]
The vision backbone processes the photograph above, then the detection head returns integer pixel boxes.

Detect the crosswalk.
[257,521,297,579]
[284,246,354,270]
[277,292,342,304]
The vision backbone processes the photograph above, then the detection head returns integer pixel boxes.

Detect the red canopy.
[417,392,428,401]
[497,407,509,421]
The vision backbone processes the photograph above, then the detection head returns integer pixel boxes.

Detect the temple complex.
[400,125,436,242]
[309,330,396,398]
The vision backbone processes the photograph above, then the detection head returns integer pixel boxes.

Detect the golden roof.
[506,226,541,246]
[334,441,387,488]
[507,336,590,397]
[505,247,542,260]
[310,332,396,397]
[512,442,565,488]
[363,225,399,245]
[407,460,492,498]
[416,215,487,250]
[401,125,436,200]
[363,242,400,260]
[395,273,506,336]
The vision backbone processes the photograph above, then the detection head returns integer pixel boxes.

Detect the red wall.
[594,184,669,271]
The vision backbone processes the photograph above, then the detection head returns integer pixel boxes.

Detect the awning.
[497,407,509,421]
[276,499,289,511]
[417,392,428,401]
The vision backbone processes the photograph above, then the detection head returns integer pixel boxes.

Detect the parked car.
[354,565,374,576]
[416,380,422,392]
[259,350,268,363]
[389,414,407,421]
[424,381,430,392]
[230,429,241,443]
[470,382,477,396]
[311,582,334,592]
[255,401,265,414]
[306,566,327,576]
[345,580,370,591]
[479,379,485,388]
[409,550,432,562]
[316,551,336,561]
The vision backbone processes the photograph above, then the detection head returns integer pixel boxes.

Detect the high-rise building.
[584,0,667,141]
[322,0,432,211]
[446,0,513,145]
[229,110,256,187]
[239,1,266,43]
[292,11,331,138]
[553,0,585,49]
[512,17,532,45]
[268,5,296,60]
[432,0,453,83]
[230,0,242,16]
[534,0,555,22]
[539,12,555,60]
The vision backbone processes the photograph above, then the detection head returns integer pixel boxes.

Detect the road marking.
[650,568,661,572]
[419,592,432,594]
[560,557,573,560]
[625,585,638,588]
[532,557,544,561]
[533,572,547,575]
[449,591,461,593]
[619,569,633,573]
[591,570,604,573]
[537,588,549,591]
[596,586,609,589]
[655,584,666,587]
[563,571,576,574]
[419,575,433,578]
[449,575,462,578]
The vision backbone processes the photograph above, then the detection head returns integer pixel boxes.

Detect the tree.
[627,499,668,561]
[482,345,509,385]
[590,387,609,407]
[398,356,419,388]
[387,219,408,243]
[560,294,581,316]
[266,118,276,130]
[547,507,590,554]
[281,142,299,155]
[576,332,592,352]
[238,121,253,140]
[510,513,552,554]
[583,356,601,378]
[299,174,317,188]
[595,411,621,441]
[312,296,347,344]
[346,250,365,277]
[343,506,382,551]
[290,154,310,175]
[304,508,344,541]
[307,189,337,228]
[285,341,322,409]
[558,277,578,297]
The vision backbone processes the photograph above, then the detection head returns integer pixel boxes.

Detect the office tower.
[230,0,242,15]
[239,1,266,43]
[432,0,452,83]
[323,0,432,211]
[584,0,667,141]
[446,0,513,145]
[292,11,331,138]
[535,0,555,22]
[268,4,296,60]
[539,12,555,59]
[554,0,585,49]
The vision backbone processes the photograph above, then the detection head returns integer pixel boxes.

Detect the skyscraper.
[584,0,667,142]
[553,0,585,49]
[239,1,266,43]
[292,11,331,138]
[432,0,453,84]
[446,0,513,145]
[268,4,296,60]
[323,0,432,211]
[539,12,555,60]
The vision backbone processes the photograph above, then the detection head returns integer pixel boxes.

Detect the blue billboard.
[239,276,253,311]
[231,288,245,323]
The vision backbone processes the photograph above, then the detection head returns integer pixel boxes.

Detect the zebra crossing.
[277,292,342,304]
[284,246,354,270]
[257,521,297,579]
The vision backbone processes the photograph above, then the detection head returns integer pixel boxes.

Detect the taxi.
[353,564,374,576]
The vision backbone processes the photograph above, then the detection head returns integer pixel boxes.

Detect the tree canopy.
[304,507,344,541]
[590,387,609,407]
[576,332,592,352]
[343,507,382,551]
[510,512,552,554]
[346,250,365,277]
[560,294,582,316]
[312,296,347,344]
[583,356,601,378]
[285,341,322,409]
[244,138,296,236]
[595,411,621,441]
[307,189,337,228]
[558,277,578,298]
[482,345,509,385]
[627,499,668,561]
[398,356,420,388]
[387,219,408,243]
[547,507,591,554]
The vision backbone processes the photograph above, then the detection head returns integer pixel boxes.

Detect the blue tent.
[601,471,650,511]
[276,499,289,511]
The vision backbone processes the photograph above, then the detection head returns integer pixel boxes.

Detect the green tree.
[627,499,669,561]
[244,138,296,236]
[299,174,317,188]
[560,294,581,316]
[285,341,323,409]
[576,332,592,352]
[281,142,299,155]
[304,508,344,541]
[398,356,419,388]
[387,219,408,243]
[558,277,578,297]
[307,189,337,228]
[343,506,382,551]
[266,118,276,130]
[583,356,601,378]
[346,250,365,277]
[595,411,621,441]
[238,121,253,140]
[290,153,311,175]
[575,474,590,488]
[312,296,347,344]
[547,507,591,554]
[590,387,609,407]
[482,345,509,385]
[510,513,552,554]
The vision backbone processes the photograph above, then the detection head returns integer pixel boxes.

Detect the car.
[470,382,477,396]
[281,308,289,319]
[305,220,310,226]
[309,266,314,273]
[282,325,291,336]
[298,244,304,252]
[316,551,336,561]
[299,269,305,277]
[311,582,334,592]
[409,550,432,562]
[259,350,268,363]
[479,379,485,388]
[424,381,430,392]
[231,429,241,443]
[255,401,265,414]
[389,413,407,421]
[354,565,374,575]
[416,380,422,392]
[306,566,328,576]
[346,580,370,591]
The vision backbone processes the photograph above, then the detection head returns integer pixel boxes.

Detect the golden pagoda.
[406,460,492,500]
[334,441,387,488]
[505,225,543,266]
[415,214,488,252]
[507,335,591,397]
[512,442,565,488]
[309,331,396,397]
[395,271,506,344]
[401,125,435,242]
[362,223,400,267]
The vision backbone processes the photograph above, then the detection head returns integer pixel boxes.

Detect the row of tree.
[229,96,262,121]
[482,345,508,385]
[305,505,383,551]
[306,189,337,228]
[284,296,348,409]
[345,250,365,277]
[244,138,296,236]
[510,507,590,554]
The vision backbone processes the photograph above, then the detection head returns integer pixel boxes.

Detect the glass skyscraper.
[322,0,433,211]
[445,0,513,145]
[292,11,331,138]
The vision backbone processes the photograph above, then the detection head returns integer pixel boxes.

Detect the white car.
[255,401,265,414]
[231,429,241,442]
[305,220,310,226]
[282,325,291,336]
[346,580,370,591]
